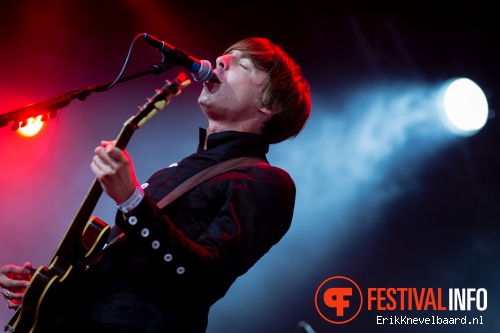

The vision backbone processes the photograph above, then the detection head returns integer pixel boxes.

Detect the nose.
[216,55,230,70]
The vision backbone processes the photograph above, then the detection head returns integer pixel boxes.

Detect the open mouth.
[207,73,220,84]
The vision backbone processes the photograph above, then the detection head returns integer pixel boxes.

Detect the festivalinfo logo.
[315,276,487,326]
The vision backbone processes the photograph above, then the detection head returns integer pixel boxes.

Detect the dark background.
[1,1,499,332]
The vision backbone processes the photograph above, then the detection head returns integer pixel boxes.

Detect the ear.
[258,106,274,116]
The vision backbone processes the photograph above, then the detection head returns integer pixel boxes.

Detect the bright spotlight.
[17,115,44,137]
[438,78,489,136]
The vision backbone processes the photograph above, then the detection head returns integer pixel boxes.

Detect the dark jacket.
[76,129,296,333]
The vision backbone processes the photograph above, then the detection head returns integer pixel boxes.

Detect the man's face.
[198,49,269,124]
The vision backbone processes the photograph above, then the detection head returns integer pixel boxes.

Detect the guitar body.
[5,217,110,333]
[8,265,76,333]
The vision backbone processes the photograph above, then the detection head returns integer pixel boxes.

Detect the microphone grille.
[192,60,213,82]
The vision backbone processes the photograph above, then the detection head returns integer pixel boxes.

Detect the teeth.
[208,74,220,83]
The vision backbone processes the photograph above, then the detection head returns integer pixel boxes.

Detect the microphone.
[142,33,213,82]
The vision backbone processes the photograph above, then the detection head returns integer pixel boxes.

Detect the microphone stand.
[0,62,170,131]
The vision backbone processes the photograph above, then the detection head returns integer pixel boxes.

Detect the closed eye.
[238,57,253,70]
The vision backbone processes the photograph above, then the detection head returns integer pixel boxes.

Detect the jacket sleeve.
[114,164,296,284]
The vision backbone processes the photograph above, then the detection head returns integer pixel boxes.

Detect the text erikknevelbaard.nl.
[376,315,483,325]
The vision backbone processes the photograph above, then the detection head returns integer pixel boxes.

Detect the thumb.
[22,262,35,276]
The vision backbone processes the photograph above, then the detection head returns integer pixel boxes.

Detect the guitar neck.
[49,124,134,264]
[47,73,190,267]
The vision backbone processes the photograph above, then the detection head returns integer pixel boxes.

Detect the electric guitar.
[4,73,191,333]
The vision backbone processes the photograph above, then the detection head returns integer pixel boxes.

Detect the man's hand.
[0,262,33,309]
[90,140,139,204]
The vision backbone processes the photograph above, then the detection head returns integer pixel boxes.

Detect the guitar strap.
[156,156,267,209]
[104,156,266,249]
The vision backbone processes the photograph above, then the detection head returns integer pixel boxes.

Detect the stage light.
[438,78,489,136]
[17,115,44,137]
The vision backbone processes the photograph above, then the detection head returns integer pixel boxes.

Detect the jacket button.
[128,216,137,225]
[164,254,173,262]
[176,267,185,275]
[141,228,149,237]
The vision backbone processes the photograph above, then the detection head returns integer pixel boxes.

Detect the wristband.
[117,185,145,213]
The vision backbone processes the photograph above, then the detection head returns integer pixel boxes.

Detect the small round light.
[18,116,44,137]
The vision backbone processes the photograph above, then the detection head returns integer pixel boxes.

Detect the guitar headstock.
[127,72,191,129]
[112,72,191,150]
